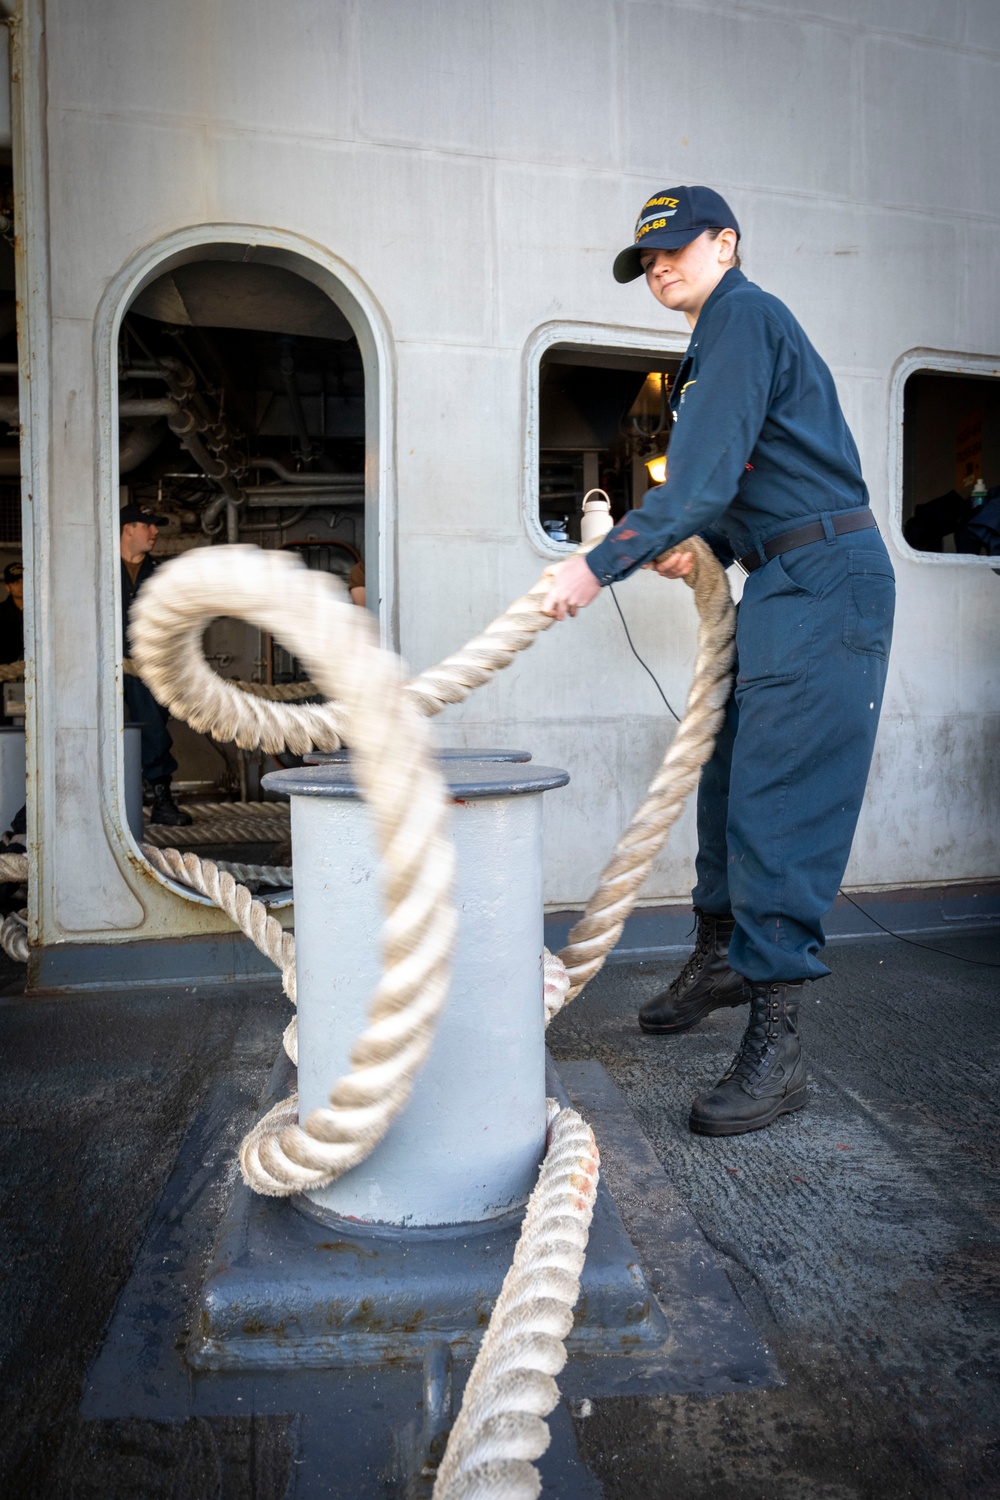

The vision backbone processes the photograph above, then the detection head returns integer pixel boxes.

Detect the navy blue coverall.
[586,268,895,983]
[121,554,178,783]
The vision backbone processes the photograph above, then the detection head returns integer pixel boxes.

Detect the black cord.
[608,585,680,722]
[837,888,1000,970]
[608,585,999,970]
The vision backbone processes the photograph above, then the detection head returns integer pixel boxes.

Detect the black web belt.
[738,509,878,574]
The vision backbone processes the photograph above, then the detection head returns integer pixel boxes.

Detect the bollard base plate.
[83,1048,778,1420]
[190,1052,670,1370]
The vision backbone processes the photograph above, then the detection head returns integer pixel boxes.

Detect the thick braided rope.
[142,804,290,848]
[0,661,24,683]
[0,851,28,881]
[124,603,348,751]
[1,909,28,962]
[131,546,457,1197]
[432,1107,600,1500]
[557,538,735,1002]
[124,656,320,702]
[0,855,29,964]
[125,544,586,748]
[229,678,322,702]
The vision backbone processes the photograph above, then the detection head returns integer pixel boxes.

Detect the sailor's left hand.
[541,554,602,620]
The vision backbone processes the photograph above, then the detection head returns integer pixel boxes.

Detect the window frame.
[889,347,1000,569]
[95,225,396,907]
[521,320,690,560]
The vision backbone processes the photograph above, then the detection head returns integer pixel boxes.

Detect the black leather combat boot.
[638,908,751,1034]
[688,981,807,1137]
[148,778,193,827]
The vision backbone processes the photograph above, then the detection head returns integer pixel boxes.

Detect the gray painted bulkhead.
[7,0,999,960]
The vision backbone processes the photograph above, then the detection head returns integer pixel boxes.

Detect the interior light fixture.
[645,452,667,485]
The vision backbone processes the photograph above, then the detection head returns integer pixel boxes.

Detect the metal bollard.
[261,756,569,1228]
[302,746,531,766]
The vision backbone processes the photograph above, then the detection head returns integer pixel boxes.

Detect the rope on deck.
[141,801,290,848]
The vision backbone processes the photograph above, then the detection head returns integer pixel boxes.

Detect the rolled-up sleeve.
[586,301,780,583]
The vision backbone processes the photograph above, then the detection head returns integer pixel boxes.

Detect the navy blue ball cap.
[613,185,740,283]
[120,502,168,528]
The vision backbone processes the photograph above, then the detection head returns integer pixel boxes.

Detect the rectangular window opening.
[902,368,1000,557]
[536,345,684,545]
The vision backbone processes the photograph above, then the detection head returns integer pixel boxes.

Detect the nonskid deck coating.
[0,922,997,1496]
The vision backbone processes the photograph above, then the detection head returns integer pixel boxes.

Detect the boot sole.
[689,1084,807,1137]
[638,994,750,1035]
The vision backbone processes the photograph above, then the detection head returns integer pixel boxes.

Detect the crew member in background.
[120,503,191,827]
[542,185,895,1138]
[0,560,24,665]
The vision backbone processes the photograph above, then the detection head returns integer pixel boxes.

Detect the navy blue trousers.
[692,527,895,982]
[123,676,177,783]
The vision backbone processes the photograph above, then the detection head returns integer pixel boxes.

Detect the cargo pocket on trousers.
[736,556,817,687]
[843,553,895,658]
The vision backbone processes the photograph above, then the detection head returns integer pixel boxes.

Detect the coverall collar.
[694,265,746,328]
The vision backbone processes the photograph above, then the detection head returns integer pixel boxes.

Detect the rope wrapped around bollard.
[132,547,458,1196]
[128,539,735,1494]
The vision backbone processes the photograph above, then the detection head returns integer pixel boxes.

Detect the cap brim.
[613,229,700,283]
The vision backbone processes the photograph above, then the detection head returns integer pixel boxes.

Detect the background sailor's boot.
[148,777,193,827]
[689,981,807,1137]
[638,908,751,1033]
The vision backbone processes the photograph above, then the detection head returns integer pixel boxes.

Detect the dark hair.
[707,226,741,269]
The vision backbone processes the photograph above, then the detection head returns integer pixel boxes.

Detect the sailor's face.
[130,521,158,552]
[641,229,734,321]
[640,232,732,316]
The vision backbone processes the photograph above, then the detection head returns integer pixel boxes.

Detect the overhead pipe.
[119,419,168,475]
[119,397,178,419]
[246,457,360,488]
[0,393,168,474]
[237,506,311,535]
[245,486,363,507]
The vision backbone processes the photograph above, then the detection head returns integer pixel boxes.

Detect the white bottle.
[580,489,613,543]
[971,478,987,509]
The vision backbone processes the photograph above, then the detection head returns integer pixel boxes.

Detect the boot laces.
[668,915,713,994]
[724,996,779,1084]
